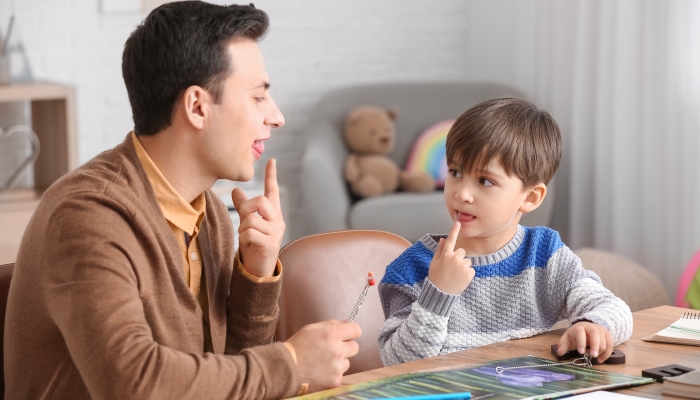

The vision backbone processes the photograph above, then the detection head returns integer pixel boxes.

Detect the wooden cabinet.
[0,81,77,264]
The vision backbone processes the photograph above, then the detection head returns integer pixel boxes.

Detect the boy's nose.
[456,188,474,203]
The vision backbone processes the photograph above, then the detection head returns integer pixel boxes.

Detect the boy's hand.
[231,159,286,278]
[557,321,614,363]
[428,221,475,295]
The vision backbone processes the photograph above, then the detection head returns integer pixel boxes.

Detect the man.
[4,2,361,399]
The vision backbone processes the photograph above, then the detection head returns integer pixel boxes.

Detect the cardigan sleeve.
[42,195,300,400]
[225,252,284,353]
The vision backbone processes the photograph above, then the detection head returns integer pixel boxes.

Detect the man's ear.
[520,183,547,213]
[182,85,210,130]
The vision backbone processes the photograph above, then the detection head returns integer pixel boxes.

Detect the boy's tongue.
[458,212,476,222]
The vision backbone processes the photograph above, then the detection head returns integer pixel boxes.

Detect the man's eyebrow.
[253,81,270,90]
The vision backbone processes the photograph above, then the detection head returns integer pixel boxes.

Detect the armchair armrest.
[300,119,352,234]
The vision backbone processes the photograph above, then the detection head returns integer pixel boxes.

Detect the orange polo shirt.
[132,132,208,299]
[130,134,302,389]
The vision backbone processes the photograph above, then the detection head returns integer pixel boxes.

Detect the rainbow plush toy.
[404,119,454,188]
[678,250,700,309]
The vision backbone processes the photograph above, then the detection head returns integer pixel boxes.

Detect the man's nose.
[266,96,285,128]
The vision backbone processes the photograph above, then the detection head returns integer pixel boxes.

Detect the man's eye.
[479,178,494,187]
[255,97,265,103]
[448,168,462,178]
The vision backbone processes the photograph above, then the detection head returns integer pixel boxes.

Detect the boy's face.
[443,158,544,253]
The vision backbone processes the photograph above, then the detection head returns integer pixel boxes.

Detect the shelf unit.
[0,81,77,264]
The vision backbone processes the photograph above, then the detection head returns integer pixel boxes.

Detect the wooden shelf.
[0,189,39,209]
[0,81,77,264]
[0,81,75,102]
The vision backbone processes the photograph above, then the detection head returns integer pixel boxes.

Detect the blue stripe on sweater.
[381,226,564,286]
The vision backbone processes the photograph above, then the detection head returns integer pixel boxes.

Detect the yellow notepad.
[643,312,700,346]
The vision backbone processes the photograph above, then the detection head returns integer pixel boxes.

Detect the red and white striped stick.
[347,272,376,323]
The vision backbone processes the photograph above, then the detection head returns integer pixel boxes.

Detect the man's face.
[443,158,529,250]
[203,38,284,182]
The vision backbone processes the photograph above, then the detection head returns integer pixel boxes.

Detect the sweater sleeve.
[43,196,299,400]
[552,246,634,345]
[378,249,459,366]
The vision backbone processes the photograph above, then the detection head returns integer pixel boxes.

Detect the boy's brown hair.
[445,97,562,188]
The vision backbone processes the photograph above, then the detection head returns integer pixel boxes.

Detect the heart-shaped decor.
[0,124,40,191]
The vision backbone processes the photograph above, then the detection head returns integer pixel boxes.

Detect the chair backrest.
[0,263,14,399]
[574,248,669,312]
[277,230,411,375]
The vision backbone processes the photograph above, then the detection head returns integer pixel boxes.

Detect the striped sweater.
[378,225,633,367]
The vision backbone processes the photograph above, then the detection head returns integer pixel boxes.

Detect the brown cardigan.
[3,134,300,399]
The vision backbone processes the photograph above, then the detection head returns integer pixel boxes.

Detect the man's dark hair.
[122,1,268,136]
[446,97,562,188]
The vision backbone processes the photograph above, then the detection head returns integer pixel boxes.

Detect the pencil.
[368,392,471,400]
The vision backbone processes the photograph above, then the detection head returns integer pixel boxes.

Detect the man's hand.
[286,320,362,392]
[557,321,614,363]
[428,221,475,295]
[231,158,285,278]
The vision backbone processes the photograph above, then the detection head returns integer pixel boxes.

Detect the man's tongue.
[252,140,265,155]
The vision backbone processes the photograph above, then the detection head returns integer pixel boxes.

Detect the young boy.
[378,97,633,367]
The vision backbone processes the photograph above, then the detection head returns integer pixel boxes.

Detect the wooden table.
[342,306,700,399]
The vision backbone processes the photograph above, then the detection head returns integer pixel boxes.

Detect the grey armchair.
[300,82,556,242]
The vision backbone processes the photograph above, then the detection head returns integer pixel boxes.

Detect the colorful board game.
[298,356,655,400]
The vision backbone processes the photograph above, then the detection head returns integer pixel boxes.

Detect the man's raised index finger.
[444,221,461,253]
[231,188,250,220]
[264,158,282,212]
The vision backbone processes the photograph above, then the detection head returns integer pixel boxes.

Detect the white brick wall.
[0,0,519,240]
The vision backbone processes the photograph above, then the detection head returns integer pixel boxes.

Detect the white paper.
[670,316,700,336]
[655,326,700,340]
[567,391,651,399]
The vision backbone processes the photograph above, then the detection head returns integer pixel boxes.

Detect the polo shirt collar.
[131,131,205,235]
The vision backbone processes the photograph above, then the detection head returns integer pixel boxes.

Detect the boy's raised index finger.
[444,221,461,253]
[264,158,282,212]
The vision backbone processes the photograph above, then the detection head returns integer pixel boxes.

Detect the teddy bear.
[344,106,435,198]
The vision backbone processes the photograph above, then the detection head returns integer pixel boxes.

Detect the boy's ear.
[520,183,547,213]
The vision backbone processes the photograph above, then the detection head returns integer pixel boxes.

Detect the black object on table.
[550,344,626,365]
[641,364,696,382]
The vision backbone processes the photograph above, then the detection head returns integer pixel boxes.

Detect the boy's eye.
[448,168,463,178]
[479,177,494,187]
